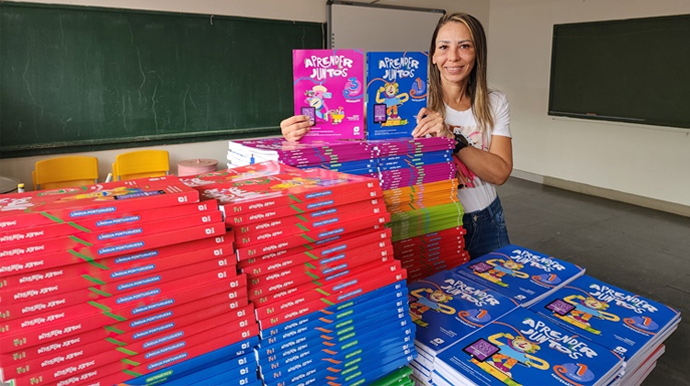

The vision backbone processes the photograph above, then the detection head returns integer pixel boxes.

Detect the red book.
[244,240,391,280]
[0,223,226,277]
[0,176,199,232]
[0,294,248,367]
[250,260,401,306]
[235,215,389,261]
[223,187,383,227]
[0,260,235,321]
[196,167,380,218]
[180,161,298,187]
[8,320,259,386]
[0,275,247,353]
[1,211,223,258]
[247,246,394,293]
[0,238,234,298]
[0,201,218,248]
[238,227,391,269]
[233,200,387,246]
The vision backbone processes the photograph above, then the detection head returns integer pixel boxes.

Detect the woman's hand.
[411,108,452,139]
[280,115,313,142]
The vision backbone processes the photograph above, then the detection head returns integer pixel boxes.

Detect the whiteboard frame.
[327,1,445,51]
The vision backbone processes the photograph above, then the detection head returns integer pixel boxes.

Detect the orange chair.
[112,150,170,181]
[32,156,99,190]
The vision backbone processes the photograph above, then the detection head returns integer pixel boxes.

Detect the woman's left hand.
[411,107,452,139]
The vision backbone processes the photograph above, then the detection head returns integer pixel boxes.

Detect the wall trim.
[510,170,690,218]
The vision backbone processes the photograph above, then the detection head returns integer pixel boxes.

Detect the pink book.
[293,49,365,141]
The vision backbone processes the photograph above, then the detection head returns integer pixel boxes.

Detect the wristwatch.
[453,132,469,154]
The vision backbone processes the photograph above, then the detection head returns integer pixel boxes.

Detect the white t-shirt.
[445,91,511,213]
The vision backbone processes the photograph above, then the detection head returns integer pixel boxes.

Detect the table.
[0,176,20,194]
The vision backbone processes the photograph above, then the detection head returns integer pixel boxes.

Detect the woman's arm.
[456,134,513,185]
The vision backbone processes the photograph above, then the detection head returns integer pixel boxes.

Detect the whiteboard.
[328,2,445,51]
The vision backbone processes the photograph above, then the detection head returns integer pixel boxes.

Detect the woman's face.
[432,21,476,86]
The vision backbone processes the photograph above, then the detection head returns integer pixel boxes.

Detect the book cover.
[455,244,586,307]
[365,53,428,139]
[408,270,519,357]
[530,275,680,365]
[293,49,365,141]
[434,307,623,386]
[0,176,199,232]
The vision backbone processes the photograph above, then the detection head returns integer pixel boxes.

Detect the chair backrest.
[32,156,99,190]
[112,150,170,181]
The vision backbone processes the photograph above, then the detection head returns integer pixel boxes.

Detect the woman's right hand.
[280,115,313,142]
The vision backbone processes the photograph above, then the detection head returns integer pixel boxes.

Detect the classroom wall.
[488,0,690,208]
[0,0,487,189]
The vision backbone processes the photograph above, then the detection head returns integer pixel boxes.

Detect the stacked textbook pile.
[0,177,259,386]
[530,275,681,385]
[407,269,518,384]
[407,244,680,386]
[187,162,417,385]
[228,137,469,280]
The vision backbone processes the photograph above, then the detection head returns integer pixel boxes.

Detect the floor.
[497,177,690,386]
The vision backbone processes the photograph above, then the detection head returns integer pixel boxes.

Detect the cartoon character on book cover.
[293,49,364,141]
[455,309,622,386]
[366,52,428,140]
[457,245,586,305]
[533,275,681,360]
[408,271,517,352]
[544,293,620,335]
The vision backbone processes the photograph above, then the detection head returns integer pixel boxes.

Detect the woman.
[280,12,512,259]
[411,12,512,258]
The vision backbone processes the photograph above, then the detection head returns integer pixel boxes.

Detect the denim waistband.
[462,196,502,221]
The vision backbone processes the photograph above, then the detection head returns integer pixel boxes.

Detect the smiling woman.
[410,12,514,260]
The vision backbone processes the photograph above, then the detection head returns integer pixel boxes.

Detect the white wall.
[0,0,487,189]
[488,0,690,207]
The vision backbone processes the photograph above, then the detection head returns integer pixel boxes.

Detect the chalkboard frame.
[548,14,690,130]
[0,2,325,158]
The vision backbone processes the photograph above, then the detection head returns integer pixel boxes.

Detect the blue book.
[119,336,258,385]
[456,244,586,307]
[529,275,681,369]
[366,52,428,140]
[433,308,623,386]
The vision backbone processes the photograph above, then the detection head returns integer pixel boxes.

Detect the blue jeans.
[462,197,510,259]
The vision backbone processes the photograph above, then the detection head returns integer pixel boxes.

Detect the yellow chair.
[112,150,170,181]
[32,156,99,190]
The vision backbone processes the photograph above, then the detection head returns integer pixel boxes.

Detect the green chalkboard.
[0,2,324,158]
[548,14,690,129]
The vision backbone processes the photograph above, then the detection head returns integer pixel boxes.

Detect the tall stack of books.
[187,163,416,385]
[407,270,518,385]
[228,137,469,280]
[372,137,467,281]
[530,275,681,385]
[0,176,259,386]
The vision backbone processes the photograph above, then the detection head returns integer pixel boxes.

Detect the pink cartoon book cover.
[292,49,365,141]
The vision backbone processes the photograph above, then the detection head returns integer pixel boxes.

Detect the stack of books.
[0,176,259,385]
[227,138,377,174]
[228,137,469,280]
[407,270,518,385]
[455,244,586,307]
[188,163,416,385]
[432,307,625,386]
[530,275,681,385]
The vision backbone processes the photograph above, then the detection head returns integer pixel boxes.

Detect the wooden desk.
[0,176,20,194]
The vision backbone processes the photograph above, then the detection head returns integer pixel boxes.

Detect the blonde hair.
[428,12,494,132]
